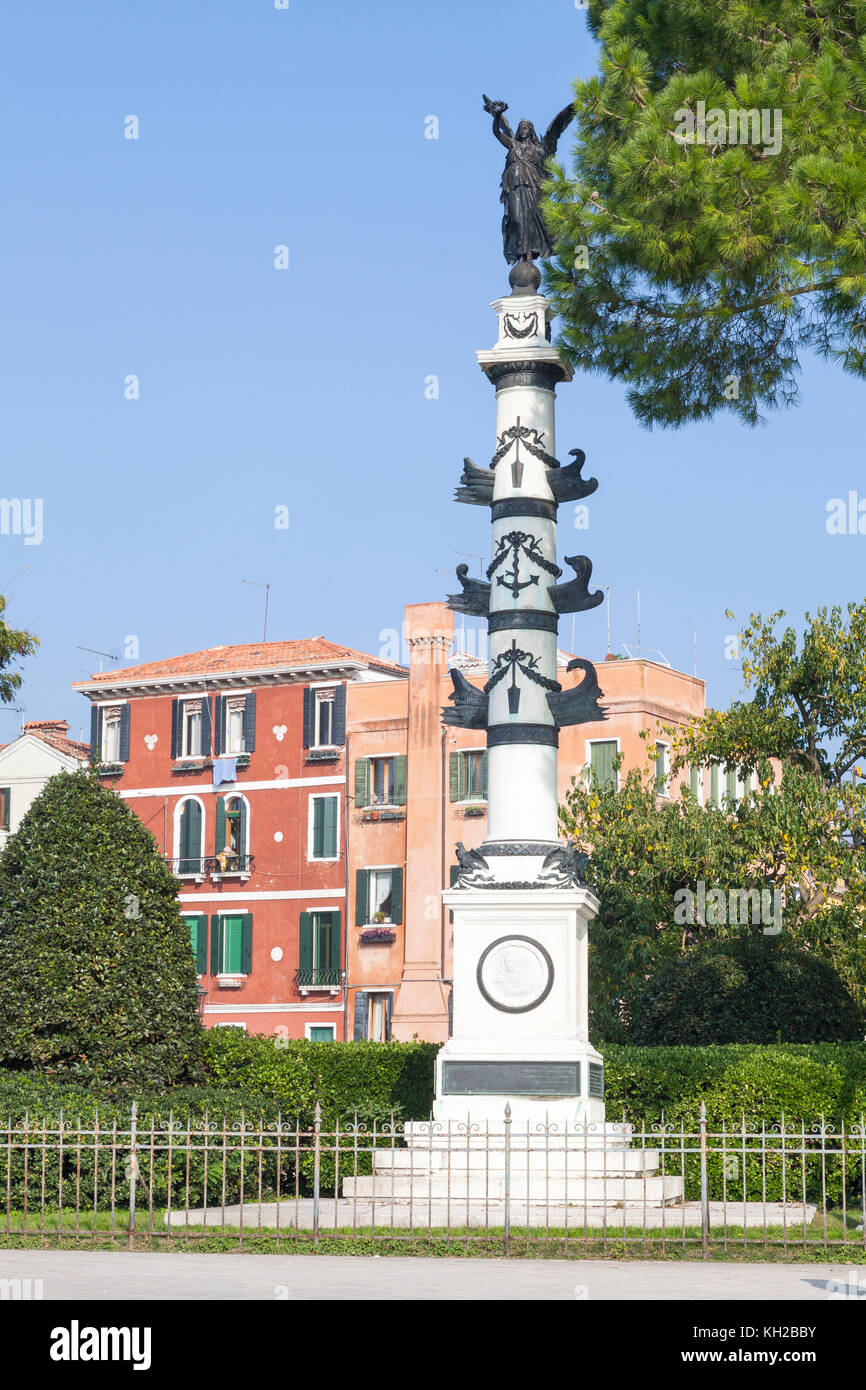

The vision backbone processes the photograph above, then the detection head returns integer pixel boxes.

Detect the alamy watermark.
[0,498,43,546]
[674,881,782,935]
[673,102,783,157]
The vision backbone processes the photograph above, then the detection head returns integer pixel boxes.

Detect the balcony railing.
[164,855,255,879]
[294,967,344,991]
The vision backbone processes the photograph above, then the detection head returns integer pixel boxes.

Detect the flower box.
[360,928,397,945]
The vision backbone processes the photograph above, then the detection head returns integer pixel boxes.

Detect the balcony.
[294,967,344,997]
[164,854,255,882]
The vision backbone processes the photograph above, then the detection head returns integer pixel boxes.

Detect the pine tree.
[544,1,866,426]
[0,766,202,1086]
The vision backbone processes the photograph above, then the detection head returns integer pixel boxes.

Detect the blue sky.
[1,0,863,741]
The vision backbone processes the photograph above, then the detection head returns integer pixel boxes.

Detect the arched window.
[177,798,204,875]
[217,794,249,871]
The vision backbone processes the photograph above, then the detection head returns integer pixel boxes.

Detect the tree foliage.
[0,595,37,704]
[632,935,864,1043]
[0,767,202,1087]
[560,756,866,1042]
[544,0,866,426]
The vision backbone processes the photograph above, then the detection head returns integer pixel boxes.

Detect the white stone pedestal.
[435,884,605,1127]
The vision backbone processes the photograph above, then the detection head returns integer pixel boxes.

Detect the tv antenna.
[77,645,119,673]
[243,580,271,642]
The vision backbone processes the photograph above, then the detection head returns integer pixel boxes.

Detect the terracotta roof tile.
[79,637,407,685]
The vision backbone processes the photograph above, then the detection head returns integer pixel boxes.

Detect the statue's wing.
[546,658,606,728]
[548,555,604,615]
[547,449,598,503]
[543,103,575,155]
[442,668,489,730]
[455,456,495,506]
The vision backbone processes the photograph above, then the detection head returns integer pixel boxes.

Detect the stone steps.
[371,1148,663,1175]
[341,1173,685,1203]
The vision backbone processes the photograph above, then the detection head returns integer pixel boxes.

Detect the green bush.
[199,1028,439,1124]
[603,1043,866,1204]
[0,767,203,1087]
[631,937,866,1044]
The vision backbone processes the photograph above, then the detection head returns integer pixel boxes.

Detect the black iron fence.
[2,1102,864,1255]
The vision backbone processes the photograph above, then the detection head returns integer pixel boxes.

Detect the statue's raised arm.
[543,102,575,157]
[483,94,514,149]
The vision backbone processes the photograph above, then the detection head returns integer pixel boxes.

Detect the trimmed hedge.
[2,1039,865,1209]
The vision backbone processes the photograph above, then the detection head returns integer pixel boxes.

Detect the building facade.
[0,720,90,847]
[72,614,710,1042]
[72,640,406,1039]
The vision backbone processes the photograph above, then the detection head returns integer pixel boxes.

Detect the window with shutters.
[0,787,9,832]
[448,749,487,804]
[355,866,403,926]
[296,909,342,990]
[654,741,670,798]
[211,912,252,977]
[355,754,406,809]
[709,762,721,807]
[309,794,339,860]
[587,739,618,791]
[176,798,205,876]
[101,707,122,763]
[215,794,251,874]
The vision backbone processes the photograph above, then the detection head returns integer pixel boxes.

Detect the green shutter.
[449,752,460,802]
[710,763,720,806]
[323,796,337,857]
[393,755,407,806]
[355,869,369,926]
[591,741,616,790]
[210,914,222,975]
[725,764,737,804]
[689,764,699,799]
[237,798,248,857]
[215,796,226,853]
[481,751,488,800]
[224,917,244,974]
[312,798,324,858]
[329,911,342,973]
[391,867,404,925]
[196,916,208,974]
[299,912,313,972]
[240,914,253,975]
[354,757,370,808]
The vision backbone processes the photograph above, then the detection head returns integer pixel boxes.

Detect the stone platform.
[341,1122,685,1207]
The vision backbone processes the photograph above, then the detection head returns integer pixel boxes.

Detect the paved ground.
[1,1250,863,1300]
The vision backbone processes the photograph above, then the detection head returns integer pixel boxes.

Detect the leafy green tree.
[632,936,865,1044]
[560,757,866,1041]
[544,0,866,426]
[0,595,37,704]
[673,603,866,789]
[0,767,202,1087]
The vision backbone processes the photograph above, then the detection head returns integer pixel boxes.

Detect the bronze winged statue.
[483,94,575,266]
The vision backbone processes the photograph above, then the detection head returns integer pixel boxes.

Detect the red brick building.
[72,639,406,1039]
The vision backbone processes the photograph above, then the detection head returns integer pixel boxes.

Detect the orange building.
[345,602,707,1043]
